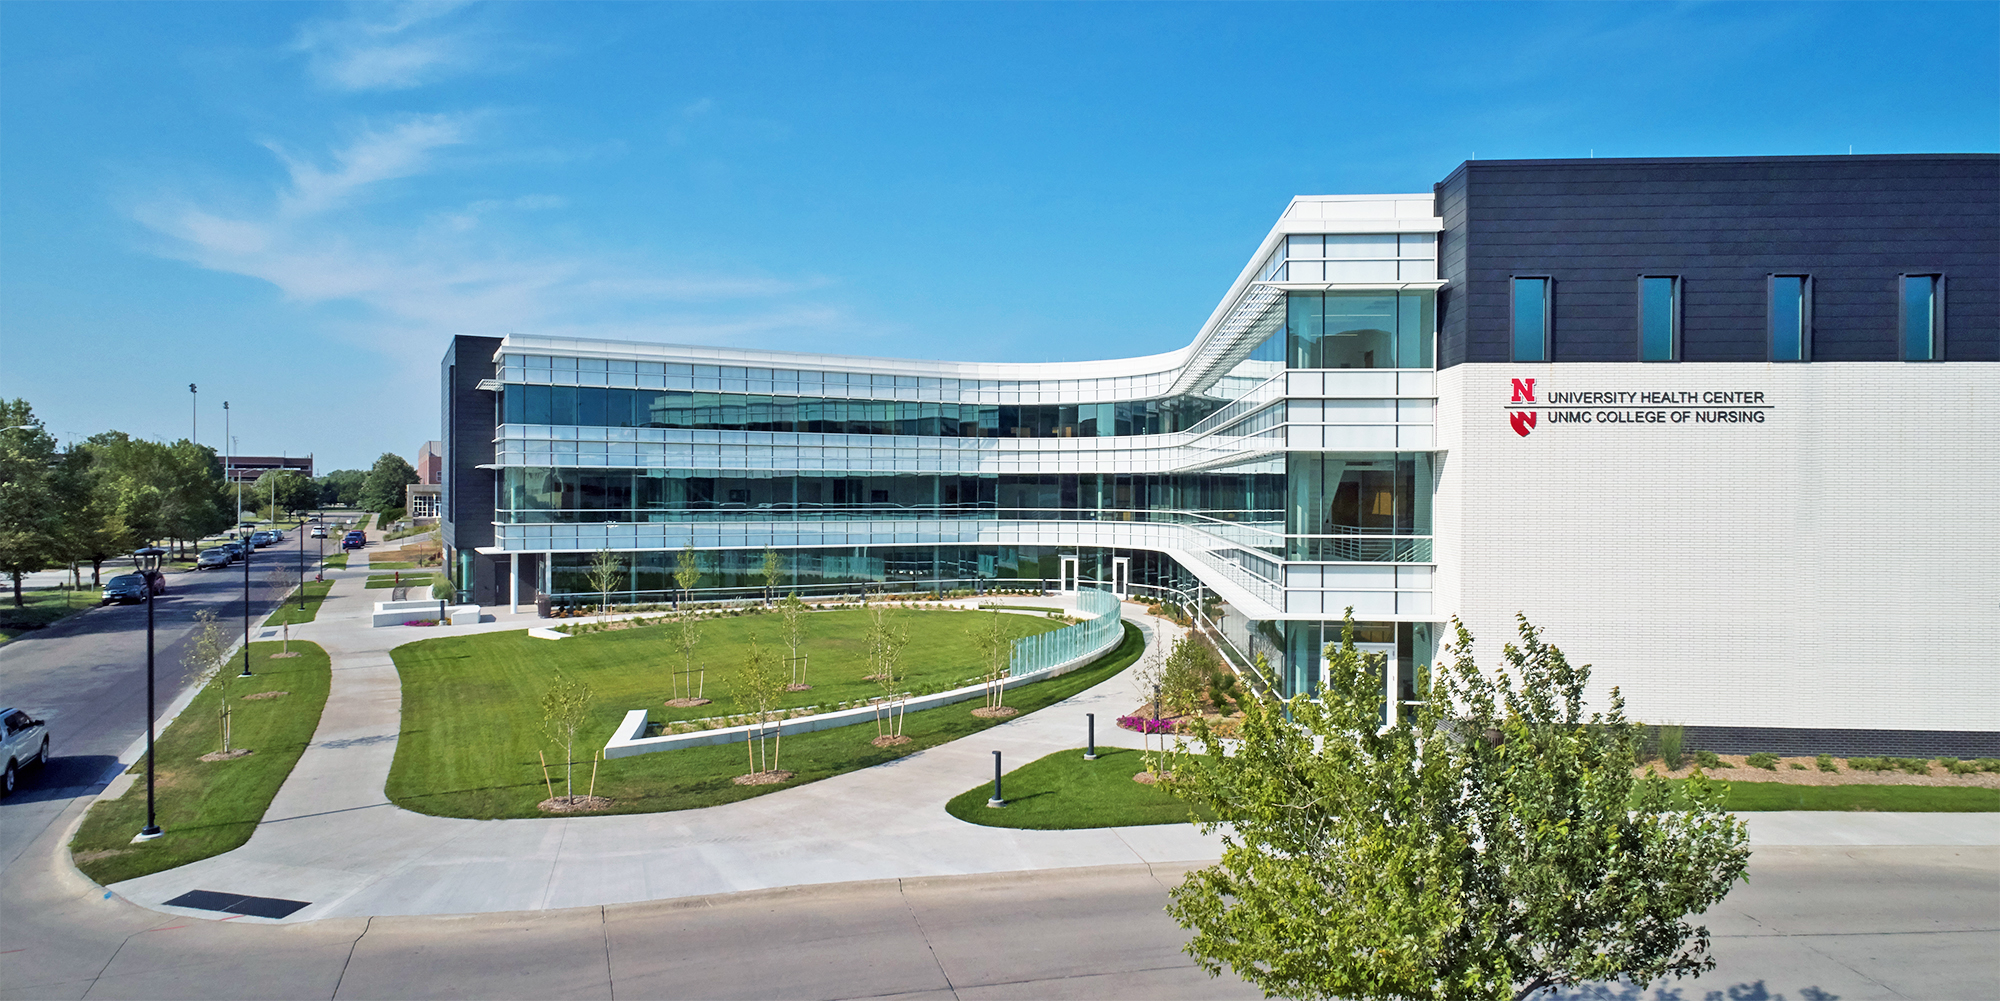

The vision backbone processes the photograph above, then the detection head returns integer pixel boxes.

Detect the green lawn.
[322,553,348,569]
[0,587,94,644]
[368,561,418,570]
[263,579,334,626]
[1715,782,1999,812]
[387,619,1143,819]
[946,746,1219,829]
[365,572,441,589]
[69,642,333,885]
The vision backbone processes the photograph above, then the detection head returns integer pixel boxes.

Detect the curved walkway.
[103,579,1217,923]
[87,564,2000,927]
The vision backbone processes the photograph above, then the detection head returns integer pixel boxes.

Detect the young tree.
[732,638,789,775]
[672,611,703,701]
[585,547,624,623]
[540,673,595,803]
[0,404,59,606]
[969,610,1012,712]
[759,547,783,605]
[867,605,911,739]
[779,591,809,689]
[180,610,236,753]
[358,452,420,512]
[673,545,703,610]
[1166,614,1750,1001]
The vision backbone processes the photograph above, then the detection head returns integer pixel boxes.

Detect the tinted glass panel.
[1771,276,1806,361]
[1511,278,1546,362]
[1902,275,1936,360]
[1641,277,1677,361]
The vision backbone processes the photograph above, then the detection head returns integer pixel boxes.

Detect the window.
[1900,274,1943,361]
[1769,275,1812,362]
[1638,276,1679,361]
[1511,277,1549,362]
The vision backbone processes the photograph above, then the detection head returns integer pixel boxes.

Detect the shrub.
[1889,756,1934,775]
[1976,758,2000,773]
[1845,756,1886,772]
[1816,753,1838,772]
[1658,725,1685,771]
[1745,752,1779,771]
[1692,749,1721,769]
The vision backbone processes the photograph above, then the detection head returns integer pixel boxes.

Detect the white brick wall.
[1435,363,1999,733]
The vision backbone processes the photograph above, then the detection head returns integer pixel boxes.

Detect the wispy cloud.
[292,2,494,91]
[132,120,847,352]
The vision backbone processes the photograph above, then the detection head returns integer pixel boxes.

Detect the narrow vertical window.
[1900,274,1942,361]
[1511,277,1548,362]
[1769,275,1811,362]
[1639,276,1679,361]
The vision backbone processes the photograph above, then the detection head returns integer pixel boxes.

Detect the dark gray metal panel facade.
[1434,154,2000,368]
[440,335,502,601]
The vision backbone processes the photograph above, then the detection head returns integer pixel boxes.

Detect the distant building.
[224,455,313,484]
[406,482,442,521]
[416,440,444,485]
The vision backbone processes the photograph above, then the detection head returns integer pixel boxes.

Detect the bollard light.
[986,750,1005,808]
[1084,713,1097,760]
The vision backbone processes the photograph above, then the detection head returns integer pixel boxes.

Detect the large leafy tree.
[1168,614,1749,1001]
[49,446,134,587]
[82,433,230,557]
[0,401,60,606]
[358,452,419,512]
[254,468,318,518]
[317,469,366,507]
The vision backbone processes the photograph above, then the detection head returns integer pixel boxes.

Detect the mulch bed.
[785,683,813,692]
[871,734,912,748]
[242,691,289,700]
[1132,771,1174,785]
[971,706,1019,718]
[538,795,615,813]
[730,770,796,786]
[663,698,712,708]
[1639,755,2000,788]
[199,749,254,762]
[268,652,302,659]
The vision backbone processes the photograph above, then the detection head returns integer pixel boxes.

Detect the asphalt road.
[3,819,1993,1001]
[0,534,314,873]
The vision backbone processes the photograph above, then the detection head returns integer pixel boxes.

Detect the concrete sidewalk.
[97,575,2000,925]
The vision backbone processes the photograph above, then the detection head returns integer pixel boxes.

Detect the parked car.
[196,549,232,570]
[101,574,150,605]
[269,528,285,542]
[1,708,49,796]
[342,530,367,550]
[310,526,327,539]
[250,531,275,548]
[217,542,246,562]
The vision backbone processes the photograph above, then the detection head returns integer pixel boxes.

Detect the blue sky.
[2,2,1994,473]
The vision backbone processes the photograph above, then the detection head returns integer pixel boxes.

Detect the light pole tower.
[188,384,197,445]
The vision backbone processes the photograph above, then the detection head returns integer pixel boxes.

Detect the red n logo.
[1509,411,1537,437]
[1511,378,1536,403]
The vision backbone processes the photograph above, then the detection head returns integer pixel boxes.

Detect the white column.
[509,552,520,613]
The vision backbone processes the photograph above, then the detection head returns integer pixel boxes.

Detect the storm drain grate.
[162,889,311,919]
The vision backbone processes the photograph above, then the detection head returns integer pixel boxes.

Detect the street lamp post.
[133,547,167,841]
[297,515,307,610]
[188,384,197,446]
[240,520,255,678]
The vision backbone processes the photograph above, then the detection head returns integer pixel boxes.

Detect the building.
[405,482,442,521]
[416,440,444,485]
[223,454,313,484]
[441,154,1997,755]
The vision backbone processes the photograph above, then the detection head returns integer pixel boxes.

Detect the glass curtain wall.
[1284,453,1434,561]
[1286,291,1435,369]
[500,386,1222,437]
[1282,620,1436,701]
[543,545,1200,600]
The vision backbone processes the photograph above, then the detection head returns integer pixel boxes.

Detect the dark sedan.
[101,574,151,604]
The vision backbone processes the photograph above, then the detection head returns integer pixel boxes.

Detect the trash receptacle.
[536,591,551,618]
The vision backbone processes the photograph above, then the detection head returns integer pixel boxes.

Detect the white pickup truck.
[2,707,50,795]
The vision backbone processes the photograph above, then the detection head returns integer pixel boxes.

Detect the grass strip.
[387,620,1144,819]
[263,579,334,626]
[1713,781,1998,812]
[368,561,418,570]
[68,642,333,884]
[364,573,438,589]
[947,745,1218,829]
[0,588,95,644]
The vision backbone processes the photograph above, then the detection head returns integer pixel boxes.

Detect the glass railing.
[1287,536,1433,562]
[1008,587,1124,677]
